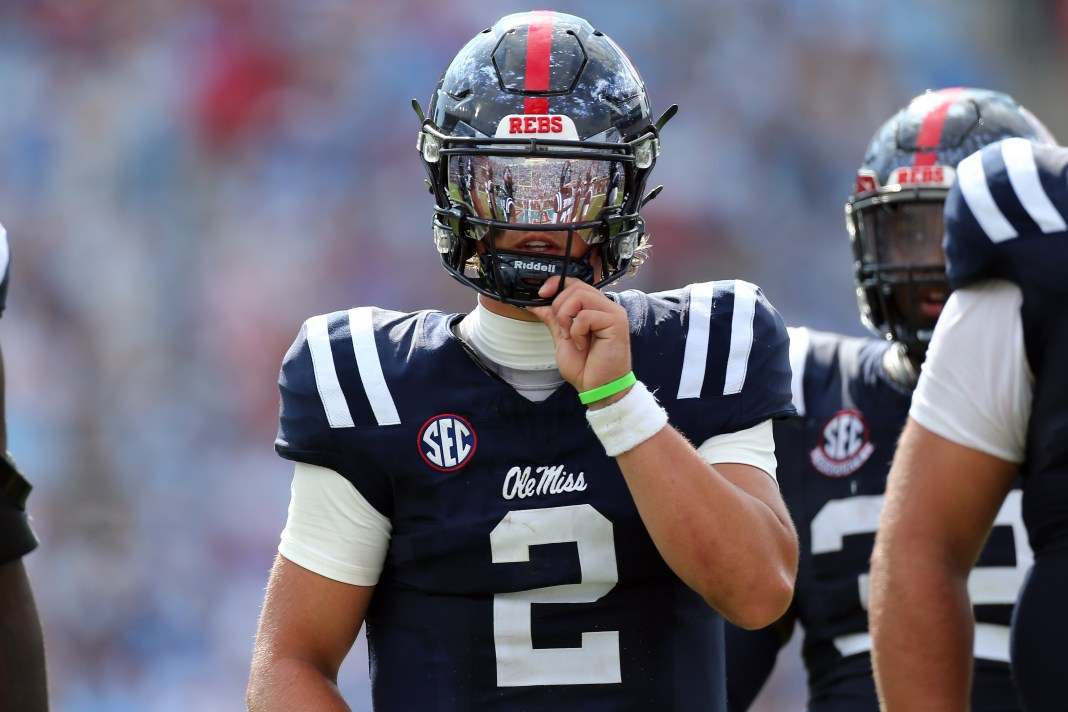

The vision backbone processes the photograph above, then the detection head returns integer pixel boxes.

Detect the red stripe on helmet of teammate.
[523,11,555,114]
[913,87,965,166]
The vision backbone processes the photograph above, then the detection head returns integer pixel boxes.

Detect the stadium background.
[1,1,1063,709]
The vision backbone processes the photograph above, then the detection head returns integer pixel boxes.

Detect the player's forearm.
[617,426,796,628]
[869,551,974,710]
[247,657,352,712]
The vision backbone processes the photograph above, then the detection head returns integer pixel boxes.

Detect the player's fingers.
[533,277,578,340]
[537,275,564,300]
[555,288,626,338]
[570,309,620,341]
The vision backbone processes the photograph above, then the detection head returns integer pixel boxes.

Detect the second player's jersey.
[744,328,1026,711]
[275,280,794,711]
[945,137,1068,559]
[939,137,1068,711]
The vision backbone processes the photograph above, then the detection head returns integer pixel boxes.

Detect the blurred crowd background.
[1,0,1064,709]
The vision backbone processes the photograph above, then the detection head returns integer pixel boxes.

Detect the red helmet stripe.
[523,10,555,114]
[913,87,965,166]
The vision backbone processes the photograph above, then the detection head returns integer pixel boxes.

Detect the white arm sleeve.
[696,420,778,480]
[278,462,392,586]
[910,280,1033,463]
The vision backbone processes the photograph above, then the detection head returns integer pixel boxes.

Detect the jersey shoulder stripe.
[348,307,401,426]
[957,137,1066,244]
[957,146,1018,243]
[620,280,793,440]
[306,313,354,428]
[305,307,402,428]
[947,139,1068,293]
[677,279,758,399]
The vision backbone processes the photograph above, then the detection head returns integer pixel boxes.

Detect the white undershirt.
[455,301,564,402]
[279,302,779,585]
[910,279,1033,463]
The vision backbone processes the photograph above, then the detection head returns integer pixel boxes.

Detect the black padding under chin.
[478,251,595,303]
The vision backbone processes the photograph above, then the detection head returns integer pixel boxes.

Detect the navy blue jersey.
[943,138,1068,711]
[726,328,1025,712]
[276,280,793,711]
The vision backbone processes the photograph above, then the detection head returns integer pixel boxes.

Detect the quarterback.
[248,11,798,711]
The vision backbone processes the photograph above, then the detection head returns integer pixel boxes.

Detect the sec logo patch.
[418,414,477,472]
[809,409,874,478]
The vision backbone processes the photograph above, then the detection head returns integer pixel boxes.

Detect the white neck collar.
[457,302,559,370]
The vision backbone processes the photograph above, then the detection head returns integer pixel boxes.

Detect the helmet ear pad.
[845,87,1055,357]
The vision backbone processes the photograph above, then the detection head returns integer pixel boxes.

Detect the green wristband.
[578,371,638,405]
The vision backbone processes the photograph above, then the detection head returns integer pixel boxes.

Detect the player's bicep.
[253,553,373,679]
[882,418,1017,573]
[717,462,792,528]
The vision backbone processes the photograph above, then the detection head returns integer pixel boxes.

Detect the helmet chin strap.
[477,224,595,306]
[478,250,595,304]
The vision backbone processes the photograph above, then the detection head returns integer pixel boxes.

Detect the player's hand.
[528,277,633,403]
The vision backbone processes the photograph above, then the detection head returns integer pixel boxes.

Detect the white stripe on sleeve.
[307,314,355,428]
[348,307,401,426]
[1001,137,1067,234]
[957,150,1017,243]
[677,281,714,400]
[723,280,757,395]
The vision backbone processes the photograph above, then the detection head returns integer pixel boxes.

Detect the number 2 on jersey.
[490,504,621,686]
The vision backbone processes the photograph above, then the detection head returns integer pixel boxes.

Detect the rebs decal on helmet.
[809,409,874,478]
[419,414,477,472]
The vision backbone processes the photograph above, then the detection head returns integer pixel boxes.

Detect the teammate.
[247,11,798,711]
[0,223,49,712]
[870,138,1068,710]
[725,89,1053,712]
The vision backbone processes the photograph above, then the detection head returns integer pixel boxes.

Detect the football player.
[248,11,798,711]
[725,88,1053,712]
[871,138,1068,710]
[0,222,49,712]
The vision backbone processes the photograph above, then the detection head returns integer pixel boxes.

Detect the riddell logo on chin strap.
[514,261,557,273]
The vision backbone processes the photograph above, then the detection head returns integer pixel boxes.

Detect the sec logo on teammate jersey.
[809,409,874,478]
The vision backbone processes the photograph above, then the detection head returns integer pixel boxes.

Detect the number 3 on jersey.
[811,490,1031,661]
[490,504,621,686]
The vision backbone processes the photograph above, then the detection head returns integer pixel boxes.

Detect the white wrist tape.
[585,380,669,457]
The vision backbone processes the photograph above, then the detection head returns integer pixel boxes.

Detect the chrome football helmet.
[415,11,676,306]
[845,87,1055,359]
